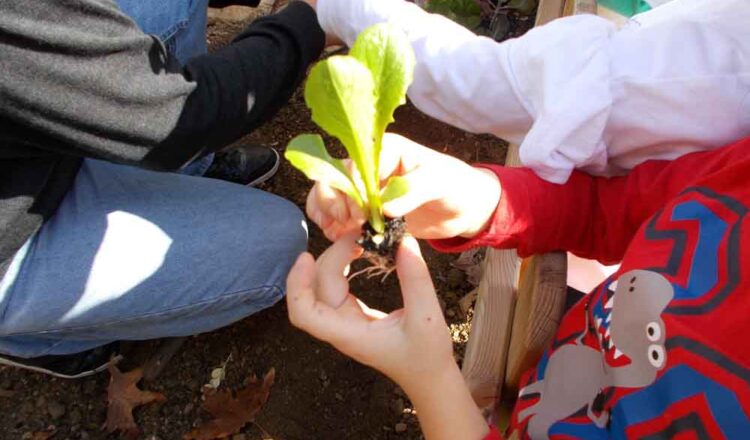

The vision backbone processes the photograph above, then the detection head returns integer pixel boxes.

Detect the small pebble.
[69,408,82,425]
[446,268,465,288]
[395,422,408,433]
[335,393,344,401]
[20,402,34,415]
[391,398,405,414]
[82,380,96,395]
[48,401,66,419]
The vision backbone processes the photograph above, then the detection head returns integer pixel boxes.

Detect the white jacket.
[317,0,750,183]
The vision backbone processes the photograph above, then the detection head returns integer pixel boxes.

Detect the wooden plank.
[503,252,567,392]
[564,0,597,15]
[535,0,566,26]
[501,0,592,397]
[461,248,519,414]
[461,0,592,419]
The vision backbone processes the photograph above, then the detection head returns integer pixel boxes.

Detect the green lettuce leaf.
[291,24,416,234]
[284,134,364,208]
[380,175,410,204]
[349,23,416,174]
[304,55,384,231]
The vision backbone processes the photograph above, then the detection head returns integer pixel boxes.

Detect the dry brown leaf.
[452,249,486,286]
[184,368,275,440]
[103,363,166,439]
[28,428,56,440]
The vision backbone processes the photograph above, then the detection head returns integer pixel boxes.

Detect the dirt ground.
[0,7,507,440]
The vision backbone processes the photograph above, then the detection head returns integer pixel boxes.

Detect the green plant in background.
[285,23,416,235]
[425,0,483,30]
[420,0,539,39]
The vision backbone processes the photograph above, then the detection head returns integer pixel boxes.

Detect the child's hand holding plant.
[285,23,416,271]
[286,235,489,440]
[307,133,502,242]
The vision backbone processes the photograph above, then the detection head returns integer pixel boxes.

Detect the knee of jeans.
[232,193,308,290]
[264,197,309,258]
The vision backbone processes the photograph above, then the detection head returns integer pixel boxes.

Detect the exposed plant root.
[350,217,406,283]
[347,252,397,282]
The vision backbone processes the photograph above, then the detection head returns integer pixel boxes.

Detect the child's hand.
[286,235,490,440]
[286,234,455,389]
[306,133,501,242]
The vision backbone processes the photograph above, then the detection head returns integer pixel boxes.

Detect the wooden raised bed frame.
[460,0,598,422]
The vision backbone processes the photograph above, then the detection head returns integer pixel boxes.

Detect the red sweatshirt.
[437,137,750,439]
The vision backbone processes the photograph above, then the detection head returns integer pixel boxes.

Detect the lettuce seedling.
[285,23,416,262]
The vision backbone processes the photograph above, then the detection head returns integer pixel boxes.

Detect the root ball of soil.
[357,217,406,264]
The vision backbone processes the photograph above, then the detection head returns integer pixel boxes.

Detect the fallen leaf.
[103,363,166,438]
[27,428,56,440]
[206,353,233,390]
[451,249,486,286]
[185,368,275,439]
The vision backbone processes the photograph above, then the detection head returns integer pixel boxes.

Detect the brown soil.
[0,7,506,440]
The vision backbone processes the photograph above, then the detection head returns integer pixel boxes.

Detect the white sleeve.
[316,0,540,145]
[318,0,750,184]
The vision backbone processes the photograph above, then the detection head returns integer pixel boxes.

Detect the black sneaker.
[205,145,280,187]
[0,343,122,379]
[209,0,261,7]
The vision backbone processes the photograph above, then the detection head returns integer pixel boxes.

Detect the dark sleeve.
[0,0,324,170]
[145,2,325,169]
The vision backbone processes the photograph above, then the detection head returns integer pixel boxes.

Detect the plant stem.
[367,196,385,234]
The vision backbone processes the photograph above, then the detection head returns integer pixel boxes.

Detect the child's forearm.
[403,362,489,440]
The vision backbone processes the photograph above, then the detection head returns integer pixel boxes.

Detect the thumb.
[286,252,317,326]
[395,236,441,316]
[382,166,439,218]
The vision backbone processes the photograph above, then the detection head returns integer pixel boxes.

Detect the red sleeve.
[483,425,504,440]
[431,137,750,264]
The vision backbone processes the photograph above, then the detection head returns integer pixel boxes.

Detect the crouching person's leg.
[0,158,306,377]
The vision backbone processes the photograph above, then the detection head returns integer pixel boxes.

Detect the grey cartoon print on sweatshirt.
[517,269,674,439]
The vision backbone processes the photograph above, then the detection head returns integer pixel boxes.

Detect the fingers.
[379,133,432,180]
[307,182,366,241]
[286,252,361,344]
[381,165,441,218]
[306,185,333,229]
[395,236,442,316]
[315,234,363,308]
[286,252,318,327]
[308,183,348,224]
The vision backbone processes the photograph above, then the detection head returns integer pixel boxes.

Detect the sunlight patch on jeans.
[62,211,172,321]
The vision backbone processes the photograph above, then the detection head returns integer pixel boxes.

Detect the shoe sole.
[0,354,123,380]
[246,148,280,187]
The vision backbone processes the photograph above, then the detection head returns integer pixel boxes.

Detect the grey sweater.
[0,0,324,276]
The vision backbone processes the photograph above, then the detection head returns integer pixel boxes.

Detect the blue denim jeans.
[117,0,215,174]
[117,0,210,65]
[0,2,307,358]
